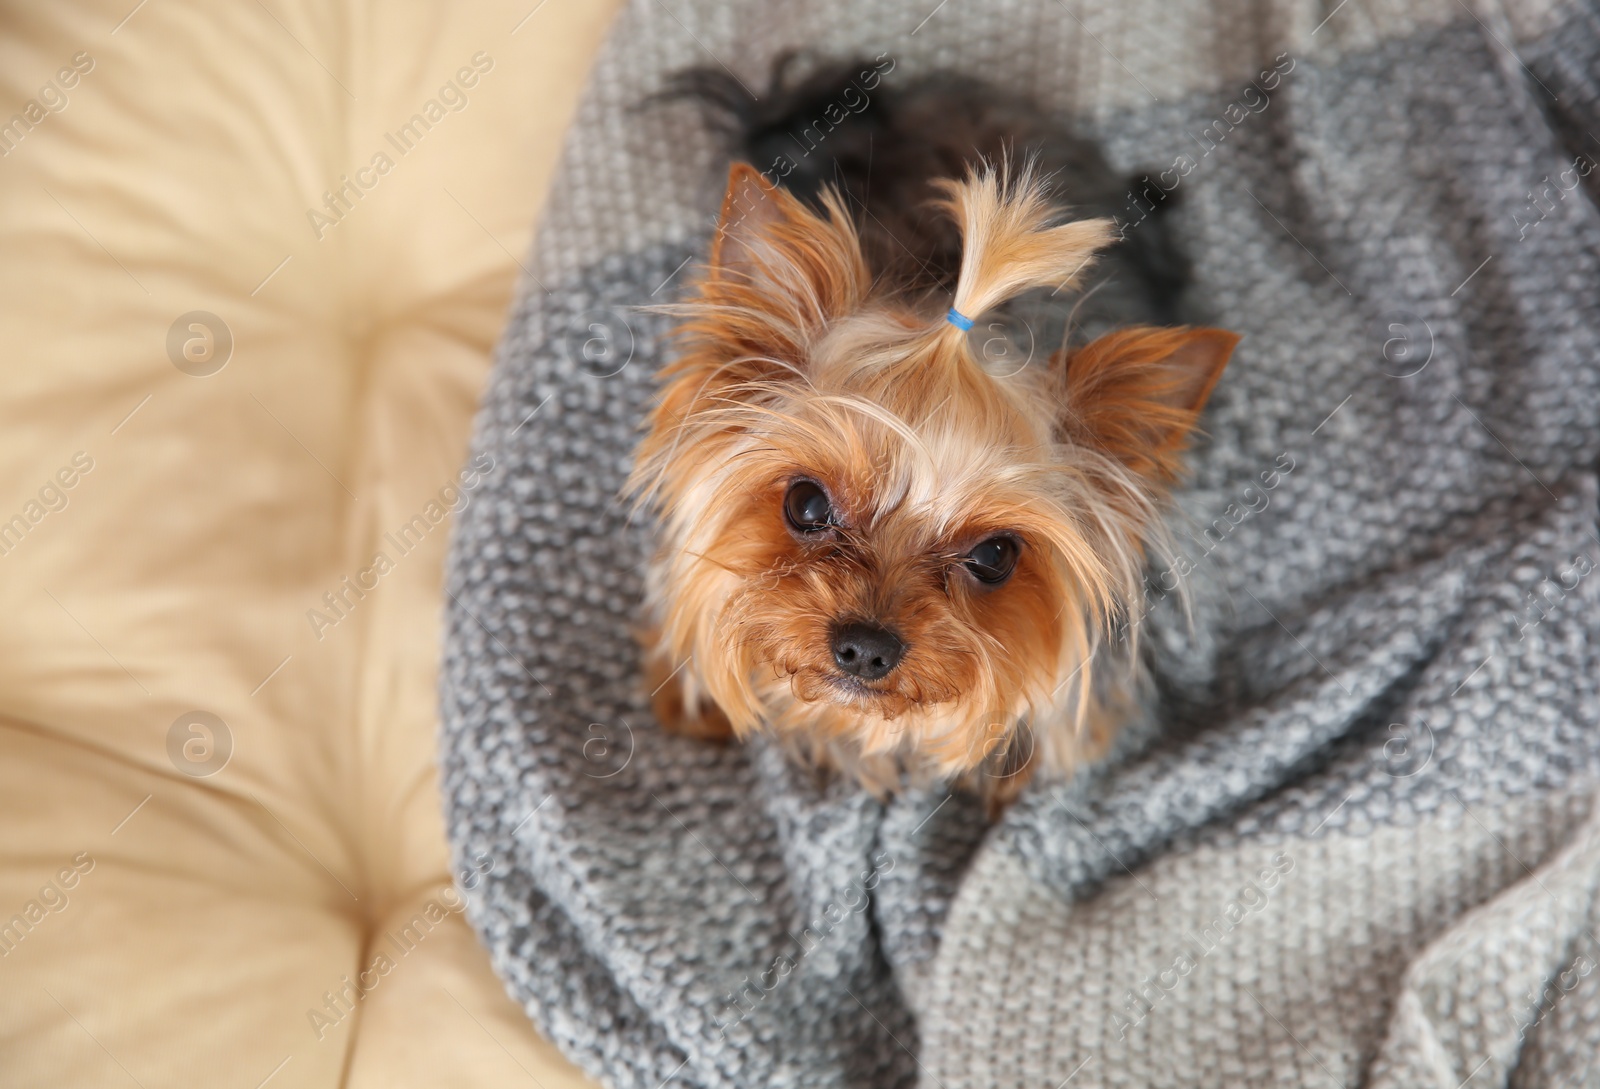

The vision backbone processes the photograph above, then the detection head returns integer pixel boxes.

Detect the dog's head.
[632,162,1236,779]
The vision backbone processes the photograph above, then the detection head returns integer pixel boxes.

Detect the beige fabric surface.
[0,2,617,1085]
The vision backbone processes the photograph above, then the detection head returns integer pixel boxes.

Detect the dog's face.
[633,164,1236,781]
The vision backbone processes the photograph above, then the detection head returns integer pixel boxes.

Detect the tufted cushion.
[0,1,614,1084]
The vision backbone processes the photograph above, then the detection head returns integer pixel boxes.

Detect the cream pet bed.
[0,2,613,1084]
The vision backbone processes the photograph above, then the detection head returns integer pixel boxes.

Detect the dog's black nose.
[830,622,905,681]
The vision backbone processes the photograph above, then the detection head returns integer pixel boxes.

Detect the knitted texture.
[439,1,1600,1085]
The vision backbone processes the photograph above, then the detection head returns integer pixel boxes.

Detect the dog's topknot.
[933,162,1114,344]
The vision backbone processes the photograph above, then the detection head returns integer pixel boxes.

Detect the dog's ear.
[1058,326,1240,485]
[630,165,870,506]
[699,162,869,353]
[708,162,788,277]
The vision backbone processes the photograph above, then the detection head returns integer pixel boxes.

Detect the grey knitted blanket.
[440,1,1600,1086]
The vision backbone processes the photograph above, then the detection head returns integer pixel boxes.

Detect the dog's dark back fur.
[660,54,1191,338]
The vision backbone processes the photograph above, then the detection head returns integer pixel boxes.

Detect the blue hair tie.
[945,307,975,331]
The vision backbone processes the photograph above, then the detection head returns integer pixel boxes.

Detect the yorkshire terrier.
[629,58,1238,809]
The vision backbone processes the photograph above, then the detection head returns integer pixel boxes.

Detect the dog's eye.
[783,480,834,533]
[965,535,1020,584]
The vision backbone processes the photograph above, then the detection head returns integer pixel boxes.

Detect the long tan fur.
[630,161,1237,806]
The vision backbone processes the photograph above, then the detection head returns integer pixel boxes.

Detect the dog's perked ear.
[708,162,790,277]
[628,164,870,511]
[1056,325,1240,485]
[698,162,871,358]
